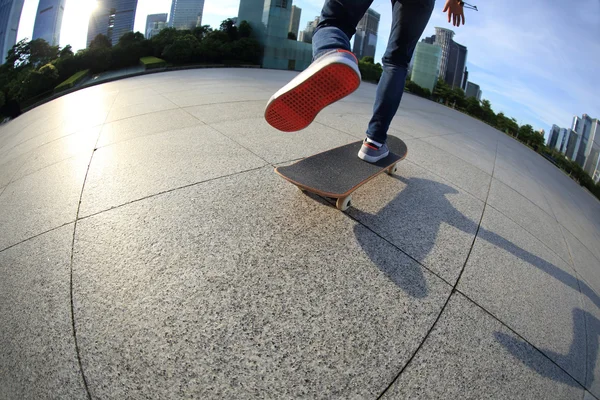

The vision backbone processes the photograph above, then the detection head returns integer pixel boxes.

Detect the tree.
[517,124,534,143]
[238,20,252,38]
[465,96,484,119]
[29,38,59,66]
[361,56,374,64]
[162,34,199,64]
[433,78,451,104]
[5,39,31,68]
[480,99,497,126]
[59,44,73,58]
[192,25,212,41]
[220,18,238,41]
[449,87,466,110]
[287,32,297,40]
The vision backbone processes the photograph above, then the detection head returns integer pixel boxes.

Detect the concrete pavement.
[1,68,599,399]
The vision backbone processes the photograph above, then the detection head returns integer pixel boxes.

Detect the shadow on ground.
[336,174,598,389]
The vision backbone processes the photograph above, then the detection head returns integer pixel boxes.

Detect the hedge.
[55,69,90,92]
[140,56,167,69]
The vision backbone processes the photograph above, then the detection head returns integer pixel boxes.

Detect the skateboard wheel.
[336,196,351,211]
[386,164,398,175]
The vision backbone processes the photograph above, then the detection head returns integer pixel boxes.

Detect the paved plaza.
[1,68,600,399]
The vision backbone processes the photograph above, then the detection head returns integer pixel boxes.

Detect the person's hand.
[443,0,465,27]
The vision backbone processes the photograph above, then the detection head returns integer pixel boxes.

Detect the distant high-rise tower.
[238,0,312,71]
[353,8,380,61]
[466,82,482,101]
[168,0,205,30]
[446,41,467,89]
[288,6,301,38]
[572,114,596,166]
[0,0,25,63]
[32,0,65,46]
[410,42,441,92]
[146,13,167,38]
[300,16,320,44]
[433,27,454,80]
[87,0,138,47]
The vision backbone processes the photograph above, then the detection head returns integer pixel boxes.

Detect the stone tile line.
[1,70,599,398]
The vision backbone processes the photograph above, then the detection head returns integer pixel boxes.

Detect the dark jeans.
[312,0,435,143]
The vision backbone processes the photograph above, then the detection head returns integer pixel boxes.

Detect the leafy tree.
[465,96,484,119]
[238,20,252,38]
[517,124,534,142]
[449,87,466,110]
[29,38,59,66]
[89,34,112,50]
[5,39,31,68]
[220,18,238,41]
[287,32,297,40]
[361,56,374,64]
[162,34,199,64]
[192,25,212,41]
[59,44,74,58]
[432,78,451,103]
[480,99,497,126]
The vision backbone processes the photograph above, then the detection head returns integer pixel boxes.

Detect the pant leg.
[311,0,374,60]
[367,0,435,143]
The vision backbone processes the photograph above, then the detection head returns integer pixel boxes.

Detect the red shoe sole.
[265,63,361,132]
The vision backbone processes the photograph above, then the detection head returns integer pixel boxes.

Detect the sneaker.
[358,139,389,163]
[264,49,361,132]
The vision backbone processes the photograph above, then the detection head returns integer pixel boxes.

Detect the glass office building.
[87,0,138,47]
[168,0,204,30]
[32,0,65,46]
[238,0,312,71]
[146,13,167,38]
[353,8,380,60]
[0,0,25,63]
[410,42,441,92]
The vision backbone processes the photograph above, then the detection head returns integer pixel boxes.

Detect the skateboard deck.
[275,136,408,210]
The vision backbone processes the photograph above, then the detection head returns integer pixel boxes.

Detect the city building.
[0,0,25,63]
[462,67,468,91]
[145,13,168,38]
[168,0,205,30]
[578,117,600,179]
[445,41,467,89]
[352,8,380,60]
[32,0,65,46]
[87,0,138,47]
[466,82,482,101]
[238,0,312,71]
[148,21,168,39]
[300,16,320,44]
[410,42,441,92]
[565,130,579,160]
[547,125,561,149]
[288,5,301,38]
[571,114,598,167]
[426,28,468,89]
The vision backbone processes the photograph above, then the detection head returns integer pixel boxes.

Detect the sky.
[15,0,600,136]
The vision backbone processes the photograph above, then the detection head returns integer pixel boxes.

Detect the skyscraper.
[145,13,168,38]
[445,41,467,89]
[0,0,25,63]
[572,114,596,166]
[32,0,65,46]
[548,125,561,149]
[466,82,482,101]
[352,8,380,60]
[238,0,312,71]
[300,16,320,44]
[87,0,138,47]
[433,27,454,80]
[288,5,301,38]
[168,0,204,30]
[410,42,441,92]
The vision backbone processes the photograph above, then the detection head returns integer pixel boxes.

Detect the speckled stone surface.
[458,206,587,383]
[0,155,87,250]
[382,292,585,400]
[72,168,451,399]
[347,160,485,285]
[0,68,599,398]
[0,224,87,399]
[79,124,267,217]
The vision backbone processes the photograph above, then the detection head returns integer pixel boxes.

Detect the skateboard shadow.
[348,174,600,388]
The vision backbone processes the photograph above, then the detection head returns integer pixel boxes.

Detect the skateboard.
[275,136,408,211]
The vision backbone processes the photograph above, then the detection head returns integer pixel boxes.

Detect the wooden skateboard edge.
[274,151,408,200]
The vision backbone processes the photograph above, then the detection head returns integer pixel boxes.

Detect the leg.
[312,0,374,59]
[366,0,435,144]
